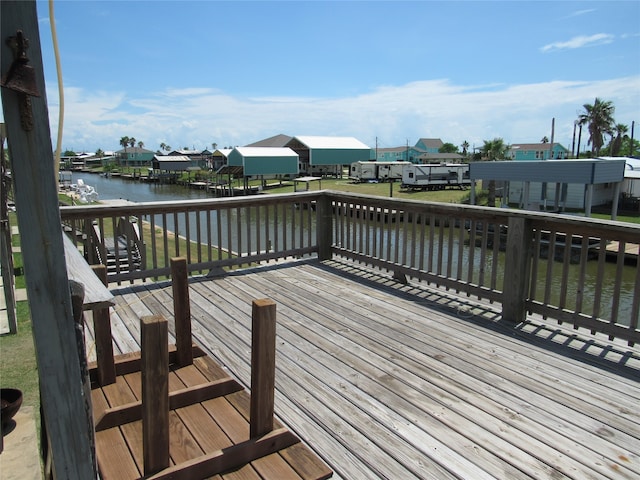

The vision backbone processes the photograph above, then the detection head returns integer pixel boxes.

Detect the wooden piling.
[141,314,169,475]
[250,299,277,438]
[171,256,193,366]
[91,264,116,385]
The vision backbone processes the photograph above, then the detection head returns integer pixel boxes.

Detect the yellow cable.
[49,0,64,183]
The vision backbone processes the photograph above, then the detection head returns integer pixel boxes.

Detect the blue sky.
[18,1,640,153]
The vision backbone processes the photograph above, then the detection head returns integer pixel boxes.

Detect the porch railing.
[60,190,640,345]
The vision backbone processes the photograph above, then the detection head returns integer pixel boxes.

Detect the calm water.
[71,172,637,325]
[70,172,211,202]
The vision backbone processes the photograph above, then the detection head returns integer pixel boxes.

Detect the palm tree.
[480,138,509,207]
[610,123,628,157]
[119,136,130,166]
[541,136,549,144]
[212,142,218,151]
[137,141,144,149]
[128,137,136,149]
[160,142,166,152]
[461,141,469,157]
[577,98,615,156]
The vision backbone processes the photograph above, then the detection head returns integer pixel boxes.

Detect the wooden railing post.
[91,264,116,385]
[171,256,193,366]
[502,216,533,323]
[141,314,169,475]
[250,299,276,438]
[316,193,333,261]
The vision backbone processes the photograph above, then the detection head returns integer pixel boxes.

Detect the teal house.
[116,146,155,167]
[286,136,373,176]
[376,138,462,163]
[508,143,569,161]
[227,147,299,177]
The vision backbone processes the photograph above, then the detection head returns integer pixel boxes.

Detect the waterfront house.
[226,146,299,179]
[508,142,569,160]
[211,148,233,171]
[286,135,373,176]
[168,148,211,170]
[116,146,155,167]
[152,154,192,172]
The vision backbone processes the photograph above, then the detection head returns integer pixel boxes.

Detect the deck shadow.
[314,258,640,381]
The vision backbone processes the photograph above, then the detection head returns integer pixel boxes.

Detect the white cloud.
[541,34,614,52]
[565,9,596,18]
[43,76,640,153]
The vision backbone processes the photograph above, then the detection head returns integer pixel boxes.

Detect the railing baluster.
[610,240,626,334]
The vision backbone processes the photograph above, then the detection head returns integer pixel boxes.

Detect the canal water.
[69,172,211,202]
[70,172,637,326]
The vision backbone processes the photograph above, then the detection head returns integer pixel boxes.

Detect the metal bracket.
[1,30,41,131]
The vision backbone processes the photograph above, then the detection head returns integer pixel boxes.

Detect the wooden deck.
[84,258,640,480]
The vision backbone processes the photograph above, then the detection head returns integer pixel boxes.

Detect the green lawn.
[0,301,39,409]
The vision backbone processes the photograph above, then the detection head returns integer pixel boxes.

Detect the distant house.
[508,143,569,161]
[212,149,233,171]
[376,138,463,164]
[167,149,211,169]
[286,136,373,176]
[116,146,156,167]
[414,138,444,153]
[152,155,192,172]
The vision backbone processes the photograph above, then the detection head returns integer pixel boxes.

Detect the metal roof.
[291,136,370,150]
[233,147,298,157]
[245,134,292,148]
[153,155,190,162]
[469,159,626,184]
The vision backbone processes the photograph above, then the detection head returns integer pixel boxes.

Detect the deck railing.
[60,190,640,345]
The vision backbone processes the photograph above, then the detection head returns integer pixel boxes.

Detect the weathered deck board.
[95,258,640,480]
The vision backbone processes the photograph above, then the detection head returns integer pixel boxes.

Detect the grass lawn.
[0,301,39,411]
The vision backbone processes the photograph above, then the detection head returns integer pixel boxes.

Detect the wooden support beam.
[171,256,193,366]
[88,344,207,382]
[91,264,116,385]
[1,2,96,477]
[94,378,243,431]
[141,314,169,475]
[250,298,277,438]
[146,428,300,480]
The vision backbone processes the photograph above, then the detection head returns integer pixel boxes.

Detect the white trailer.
[401,163,471,190]
[349,161,410,183]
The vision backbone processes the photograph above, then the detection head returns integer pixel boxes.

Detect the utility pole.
[1,1,96,477]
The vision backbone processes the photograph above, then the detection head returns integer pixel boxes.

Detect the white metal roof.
[233,147,298,157]
[292,136,370,149]
[154,155,190,162]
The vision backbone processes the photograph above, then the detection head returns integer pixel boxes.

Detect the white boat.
[71,178,99,203]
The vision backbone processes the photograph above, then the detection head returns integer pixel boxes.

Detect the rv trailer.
[401,163,472,190]
[349,161,411,183]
